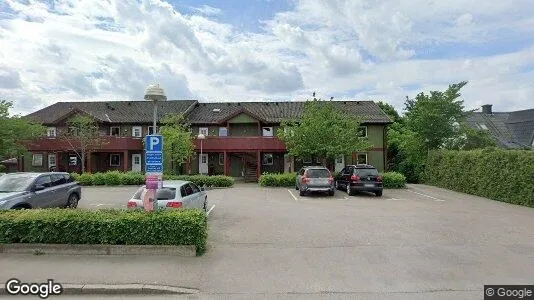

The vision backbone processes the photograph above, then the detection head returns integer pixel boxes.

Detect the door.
[188,183,202,208]
[335,155,344,173]
[180,184,195,208]
[29,175,55,208]
[131,154,142,172]
[50,174,69,207]
[199,154,208,174]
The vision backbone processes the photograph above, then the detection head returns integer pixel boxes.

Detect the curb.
[0,284,199,295]
[0,244,196,256]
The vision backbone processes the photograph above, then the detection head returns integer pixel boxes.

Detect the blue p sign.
[145,135,163,152]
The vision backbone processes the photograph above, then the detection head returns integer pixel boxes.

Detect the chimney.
[482,104,492,114]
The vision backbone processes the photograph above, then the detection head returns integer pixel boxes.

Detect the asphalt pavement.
[1,183,533,299]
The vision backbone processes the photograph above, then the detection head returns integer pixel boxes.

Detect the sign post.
[144,135,163,211]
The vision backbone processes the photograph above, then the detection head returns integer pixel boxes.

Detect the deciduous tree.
[62,115,102,173]
[159,114,195,174]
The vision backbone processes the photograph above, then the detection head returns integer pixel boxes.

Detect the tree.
[62,115,102,173]
[442,122,497,150]
[159,114,195,175]
[0,100,45,160]
[277,99,372,166]
[377,101,402,124]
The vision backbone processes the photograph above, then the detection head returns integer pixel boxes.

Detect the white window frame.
[358,126,368,138]
[110,154,121,167]
[132,126,142,137]
[69,156,77,166]
[199,127,209,136]
[219,127,228,136]
[357,153,368,165]
[110,126,120,136]
[478,123,488,130]
[32,154,43,166]
[46,127,56,137]
[48,154,56,167]
[302,157,312,164]
[148,126,158,135]
[218,153,224,165]
[263,153,274,165]
[262,127,274,137]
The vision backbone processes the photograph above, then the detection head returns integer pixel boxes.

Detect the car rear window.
[355,168,379,176]
[132,187,177,200]
[305,168,331,178]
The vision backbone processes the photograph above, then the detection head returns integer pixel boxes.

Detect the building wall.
[230,155,243,177]
[260,152,284,174]
[229,123,259,136]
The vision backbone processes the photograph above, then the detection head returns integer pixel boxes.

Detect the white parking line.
[207,205,216,216]
[407,190,445,202]
[343,197,349,200]
[287,190,298,201]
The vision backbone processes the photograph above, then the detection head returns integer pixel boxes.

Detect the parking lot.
[3,183,534,298]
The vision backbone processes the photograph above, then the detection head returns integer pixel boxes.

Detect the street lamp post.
[197,133,206,175]
[143,84,167,211]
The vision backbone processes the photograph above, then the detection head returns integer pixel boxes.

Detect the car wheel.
[295,185,299,190]
[66,193,79,208]
[328,190,334,196]
[347,184,353,196]
[299,189,305,196]
[375,190,383,197]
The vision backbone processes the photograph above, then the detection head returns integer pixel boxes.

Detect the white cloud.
[0,0,533,116]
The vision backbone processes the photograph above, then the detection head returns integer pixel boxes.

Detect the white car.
[127,180,207,212]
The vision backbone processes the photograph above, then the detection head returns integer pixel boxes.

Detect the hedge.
[0,208,208,255]
[380,172,406,188]
[71,171,234,187]
[425,149,534,207]
[259,172,297,187]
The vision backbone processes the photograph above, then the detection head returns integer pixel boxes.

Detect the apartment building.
[20,99,392,181]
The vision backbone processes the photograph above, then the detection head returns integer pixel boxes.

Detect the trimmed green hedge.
[425,149,534,207]
[259,172,297,187]
[380,172,406,188]
[71,171,234,187]
[0,208,208,255]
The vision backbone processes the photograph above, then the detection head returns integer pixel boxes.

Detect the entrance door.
[199,154,208,174]
[132,154,142,172]
[335,155,345,172]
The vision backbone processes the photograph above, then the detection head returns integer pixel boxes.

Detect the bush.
[120,171,145,185]
[70,172,234,187]
[92,172,107,185]
[380,172,406,188]
[259,172,297,187]
[425,149,534,207]
[0,165,6,173]
[103,171,122,186]
[0,208,208,255]
[76,173,94,186]
[163,174,234,187]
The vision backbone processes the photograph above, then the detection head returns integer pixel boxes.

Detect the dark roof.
[24,99,392,125]
[187,100,392,124]
[24,100,198,124]
[466,108,534,149]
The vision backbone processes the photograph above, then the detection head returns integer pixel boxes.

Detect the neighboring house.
[466,104,534,149]
[19,99,392,181]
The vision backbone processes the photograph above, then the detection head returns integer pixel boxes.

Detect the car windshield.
[306,168,331,178]
[132,187,177,200]
[0,174,37,192]
[355,168,379,176]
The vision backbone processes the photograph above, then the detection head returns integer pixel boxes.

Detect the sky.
[1,0,533,116]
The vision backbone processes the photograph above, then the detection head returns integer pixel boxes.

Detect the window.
[51,174,66,186]
[357,126,368,137]
[357,153,368,164]
[189,183,200,194]
[355,168,379,176]
[303,157,312,164]
[305,168,330,178]
[315,157,322,163]
[69,156,77,166]
[219,127,228,136]
[262,127,273,137]
[148,126,158,135]
[219,153,225,165]
[477,123,488,130]
[180,184,194,197]
[132,126,142,137]
[46,127,56,137]
[199,127,208,136]
[34,175,52,188]
[110,154,120,166]
[32,154,43,166]
[336,156,344,164]
[155,188,176,200]
[201,155,207,164]
[110,126,120,136]
[263,153,273,165]
[48,154,56,168]
[133,155,141,165]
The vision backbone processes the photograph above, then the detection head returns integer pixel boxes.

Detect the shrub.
[120,171,145,185]
[380,172,406,188]
[103,171,122,186]
[163,174,234,187]
[76,173,94,186]
[0,165,6,173]
[259,172,297,187]
[92,172,107,185]
[425,149,534,207]
[0,208,208,255]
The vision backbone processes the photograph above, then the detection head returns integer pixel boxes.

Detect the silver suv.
[0,172,81,209]
[296,166,335,196]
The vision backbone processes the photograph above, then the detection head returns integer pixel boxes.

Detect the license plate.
[364,184,374,187]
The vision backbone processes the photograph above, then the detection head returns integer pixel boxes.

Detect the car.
[295,166,335,196]
[127,180,208,212]
[334,164,383,196]
[0,172,82,209]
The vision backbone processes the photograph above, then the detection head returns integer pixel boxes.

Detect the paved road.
[1,183,533,299]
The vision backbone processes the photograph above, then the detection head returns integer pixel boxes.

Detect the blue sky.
[1,0,533,115]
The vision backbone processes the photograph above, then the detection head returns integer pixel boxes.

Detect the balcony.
[194,136,286,152]
[24,136,144,152]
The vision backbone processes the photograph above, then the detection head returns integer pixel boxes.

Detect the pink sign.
[145,175,160,189]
